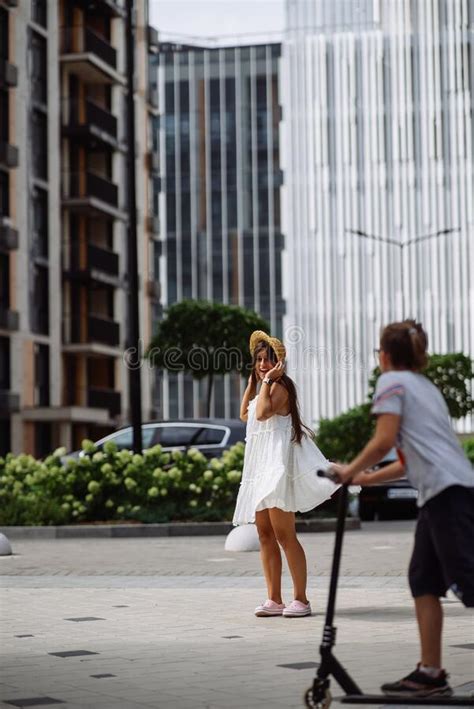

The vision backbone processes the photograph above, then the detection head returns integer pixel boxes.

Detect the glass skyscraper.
[156,43,285,419]
[282,0,473,430]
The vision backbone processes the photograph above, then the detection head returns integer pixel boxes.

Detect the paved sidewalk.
[1,521,473,709]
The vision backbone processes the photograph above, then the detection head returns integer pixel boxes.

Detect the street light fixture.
[345,227,461,317]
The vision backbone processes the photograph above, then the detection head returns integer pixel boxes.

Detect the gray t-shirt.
[372,370,474,507]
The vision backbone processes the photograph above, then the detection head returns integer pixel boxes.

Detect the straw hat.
[249,330,286,362]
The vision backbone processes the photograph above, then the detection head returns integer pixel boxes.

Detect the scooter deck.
[339,693,474,705]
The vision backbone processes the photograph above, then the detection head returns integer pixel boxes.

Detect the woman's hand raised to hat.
[267,360,285,382]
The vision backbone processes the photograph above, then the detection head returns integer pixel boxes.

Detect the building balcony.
[0,60,17,88]
[88,314,120,347]
[74,0,125,17]
[146,279,160,300]
[87,386,121,416]
[148,26,159,52]
[147,150,159,173]
[60,26,124,85]
[0,142,19,168]
[88,244,119,277]
[62,171,125,220]
[0,390,20,413]
[63,99,118,151]
[64,242,120,287]
[0,220,18,252]
[0,306,19,331]
[63,313,121,355]
[147,214,159,234]
[147,87,159,111]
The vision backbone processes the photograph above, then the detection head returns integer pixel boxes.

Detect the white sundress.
[232,395,338,526]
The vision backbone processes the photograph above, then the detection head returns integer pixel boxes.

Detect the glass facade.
[283,0,474,429]
[157,43,285,418]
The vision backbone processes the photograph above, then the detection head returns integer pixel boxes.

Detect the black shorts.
[408,485,474,607]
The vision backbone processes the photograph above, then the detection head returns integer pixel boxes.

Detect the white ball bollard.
[0,533,12,556]
[225,524,260,552]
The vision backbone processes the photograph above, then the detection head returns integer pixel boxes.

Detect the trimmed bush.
[0,441,245,526]
[316,403,375,463]
[462,438,474,465]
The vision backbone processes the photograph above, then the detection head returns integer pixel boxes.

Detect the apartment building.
[0,0,161,456]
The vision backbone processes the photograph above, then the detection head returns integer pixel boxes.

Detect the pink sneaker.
[282,600,312,617]
[254,600,286,617]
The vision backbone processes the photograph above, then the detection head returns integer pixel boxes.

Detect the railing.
[64,99,118,139]
[0,143,19,168]
[88,387,121,416]
[0,390,20,413]
[88,314,120,346]
[88,243,119,276]
[0,306,19,331]
[75,0,123,17]
[61,26,117,69]
[0,224,18,251]
[63,171,118,207]
[86,100,117,137]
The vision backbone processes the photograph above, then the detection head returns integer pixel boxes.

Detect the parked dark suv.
[358,449,418,521]
[74,419,246,460]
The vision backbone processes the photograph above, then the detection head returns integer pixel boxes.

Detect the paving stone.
[277,661,319,669]
[47,651,99,658]
[63,617,105,622]
[3,699,65,707]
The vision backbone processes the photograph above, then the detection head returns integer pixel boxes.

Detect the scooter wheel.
[304,687,332,708]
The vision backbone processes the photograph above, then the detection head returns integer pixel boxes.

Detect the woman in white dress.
[233,331,338,617]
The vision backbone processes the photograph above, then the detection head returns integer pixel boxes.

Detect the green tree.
[318,353,473,462]
[316,404,375,462]
[368,352,473,419]
[147,300,269,416]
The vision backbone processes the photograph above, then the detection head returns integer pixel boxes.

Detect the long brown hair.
[380,319,428,371]
[251,341,310,444]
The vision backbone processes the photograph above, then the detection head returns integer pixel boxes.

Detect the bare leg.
[415,595,443,668]
[255,510,283,603]
[269,508,308,604]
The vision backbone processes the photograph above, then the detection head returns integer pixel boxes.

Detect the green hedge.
[462,438,474,465]
[0,440,244,526]
[316,403,375,463]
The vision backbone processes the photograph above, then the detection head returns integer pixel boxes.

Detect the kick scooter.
[304,472,474,708]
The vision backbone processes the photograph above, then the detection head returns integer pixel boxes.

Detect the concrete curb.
[0,518,360,539]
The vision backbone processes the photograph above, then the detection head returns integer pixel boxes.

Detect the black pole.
[125,0,142,453]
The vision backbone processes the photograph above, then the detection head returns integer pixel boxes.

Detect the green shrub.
[462,438,474,465]
[0,441,245,526]
[316,403,374,463]
[368,353,473,419]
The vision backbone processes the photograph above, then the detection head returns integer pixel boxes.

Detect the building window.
[31,264,49,334]
[32,0,47,28]
[0,253,9,308]
[30,31,48,105]
[34,343,49,406]
[31,110,48,180]
[0,335,9,389]
[32,188,48,258]
[0,169,8,217]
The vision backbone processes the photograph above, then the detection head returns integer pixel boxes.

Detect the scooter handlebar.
[317,467,344,484]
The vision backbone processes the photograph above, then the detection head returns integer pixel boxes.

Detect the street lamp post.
[345,227,461,317]
[125,0,142,453]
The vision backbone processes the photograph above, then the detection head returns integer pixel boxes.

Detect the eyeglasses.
[373,348,381,357]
